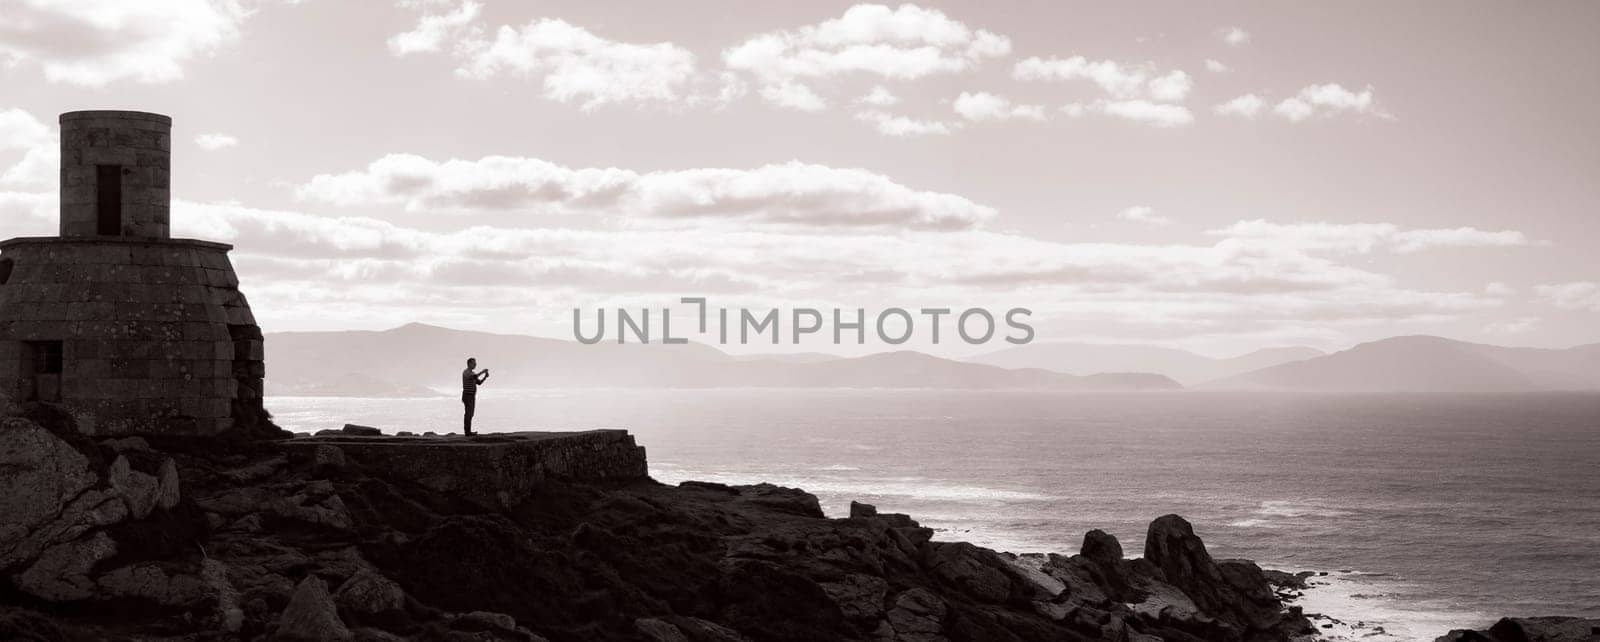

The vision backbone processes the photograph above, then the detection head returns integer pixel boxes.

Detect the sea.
[268,389,1600,640]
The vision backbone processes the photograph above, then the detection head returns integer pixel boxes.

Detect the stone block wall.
[0,237,263,435]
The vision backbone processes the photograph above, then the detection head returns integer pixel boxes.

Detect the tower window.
[96,165,122,235]
[25,340,63,374]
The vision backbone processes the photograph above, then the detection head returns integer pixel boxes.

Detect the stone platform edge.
[278,430,650,509]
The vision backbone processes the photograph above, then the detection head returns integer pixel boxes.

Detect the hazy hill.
[1212,336,1600,392]
[265,323,1180,395]
[972,342,1323,384]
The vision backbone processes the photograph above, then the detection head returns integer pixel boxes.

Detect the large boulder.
[1436,617,1600,642]
[0,418,128,587]
[334,569,406,616]
[14,531,117,601]
[273,575,352,641]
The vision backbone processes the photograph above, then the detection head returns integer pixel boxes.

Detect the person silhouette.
[461,357,489,435]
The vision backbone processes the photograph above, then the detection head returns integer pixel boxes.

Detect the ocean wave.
[1231,500,1353,528]
[650,470,1055,504]
[1293,570,1492,642]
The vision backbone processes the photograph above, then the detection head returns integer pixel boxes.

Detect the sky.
[0,0,1597,358]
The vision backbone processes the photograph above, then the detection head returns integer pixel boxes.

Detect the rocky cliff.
[1,406,1324,641]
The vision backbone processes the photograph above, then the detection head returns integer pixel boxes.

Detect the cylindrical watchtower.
[58,110,172,239]
[0,109,269,437]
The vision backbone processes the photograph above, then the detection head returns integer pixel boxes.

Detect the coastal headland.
[3,410,1596,641]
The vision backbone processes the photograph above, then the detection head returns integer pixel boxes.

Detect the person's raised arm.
[477,369,490,384]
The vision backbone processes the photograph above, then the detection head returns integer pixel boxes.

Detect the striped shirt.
[462,368,479,394]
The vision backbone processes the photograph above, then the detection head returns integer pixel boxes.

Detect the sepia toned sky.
[1,0,1597,357]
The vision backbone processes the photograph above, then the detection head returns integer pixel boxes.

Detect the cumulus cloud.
[1013,56,1188,100]
[456,19,703,109]
[724,4,1011,111]
[854,110,955,137]
[388,3,730,109]
[297,154,993,230]
[1221,27,1250,46]
[1117,206,1171,226]
[857,85,900,107]
[1273,83,1381,122]
[0,108,56,186]
[1013,56,1192,126]
[1204,59,1228,73]
[1535,281,1600,311]
[1213,93,1265,118]
[388,0,481,55]
[1209,220,1529,253]
[0,0,247,86]
[195,133,239,150]
[952,92,1045,122]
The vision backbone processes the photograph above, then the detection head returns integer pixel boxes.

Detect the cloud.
[1117,206,1171,226]
[0,108,56,187]
[1484,316,1539,334]
[297,154,994,230]
[856,85,900,107]
[454,19,703,109]
[1535,281,1600,311]
[760,81,828,111]
[724,4,1011,111]
[195,133,239,150]
[1213,93,1265,118]
[389,4,728,110]
[388,0,481,55]
[1062,100,1193,127]
[1204,59,1228,73]
[1146,70,1192,102]
[0,0,247,86]
[854,110,954,137]
[1484,281,1515,297]
[1013,56,1185,99]
[1273,83,1381,122]
[952,92,1045,122]
[1209,220,1530,253]
[1221,27,1250,46]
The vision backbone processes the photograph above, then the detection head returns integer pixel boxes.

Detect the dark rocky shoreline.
[2,413,1594,641]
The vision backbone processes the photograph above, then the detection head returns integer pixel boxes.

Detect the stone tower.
[0,110,266,436]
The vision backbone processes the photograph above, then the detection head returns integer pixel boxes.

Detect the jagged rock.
[850,501,877,518]
[885,588,946,640]
[16,531,117,601]
[635,617,748,642]
[223,455,287,483]
[109,455,162,519]
[925,541,1015,603]
[1435,616,1600,642]
[315,445,348,472]
[0,418,127,572]
[820,573,889,620]
[273,576,352,641]
[734,483,823,517]
[95,563,208,606]
[101,436,150,452]
[635,618,690,642]
[334,569,405,616]
[1080,529,1122,567]
[452,610,546,640]
[342,424,382,436]
[156,458,181,510]
[1142,515,1288,636]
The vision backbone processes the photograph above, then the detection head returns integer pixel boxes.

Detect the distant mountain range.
[972,343,1325,385]
[264,324,1599,396]
[1208,335,1600,392]
[264,323,1179,396]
